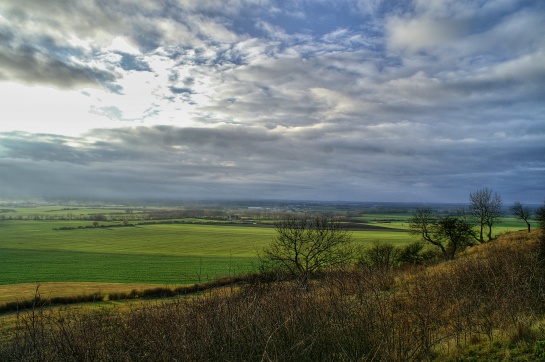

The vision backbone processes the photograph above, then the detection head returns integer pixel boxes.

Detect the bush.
[139,287,176,299]
[107,292,130,301]
[359,241,399,271]
[398,241,425,265]
[0,292,105,314]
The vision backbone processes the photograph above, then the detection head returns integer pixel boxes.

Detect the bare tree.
[260,217,354,282]
[510,201,532,233]
[409,208,475,260]
[409,208,446,257]
[469,188,503,242]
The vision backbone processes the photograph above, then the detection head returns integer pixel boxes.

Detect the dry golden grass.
[0,282,176,306]
[463,229,543,255]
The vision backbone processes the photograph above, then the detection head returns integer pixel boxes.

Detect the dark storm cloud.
[0,132,92,163]
[0,126,315,199]
[1,120,544,202]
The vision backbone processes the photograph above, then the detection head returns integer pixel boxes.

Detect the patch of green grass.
[0,221,277,257]
[0,221,274,285]
[0,248,253,285]
[494,217,538,234]
[352,230,417,245]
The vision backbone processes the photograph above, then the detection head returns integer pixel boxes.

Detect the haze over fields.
[0,0,544,203]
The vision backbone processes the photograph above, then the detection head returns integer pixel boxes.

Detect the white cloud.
[386,17,467,52]
[309,87,364,118]
[107,37,142,55]
[0,83,113,136]
[256,20,290,40]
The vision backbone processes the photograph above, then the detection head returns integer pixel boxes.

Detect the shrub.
[359,241,399,271]
[398,241,425,265]
[139,287,176,299]
[107,292,130,301]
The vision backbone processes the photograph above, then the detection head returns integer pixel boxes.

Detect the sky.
[0,0,544,204]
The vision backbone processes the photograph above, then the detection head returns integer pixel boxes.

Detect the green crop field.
[0,218,419,286]
[0,221,277,257]
[0,206,140,218]
[1,248,252,285]
[0,221,275,286]
[0,209,534,288]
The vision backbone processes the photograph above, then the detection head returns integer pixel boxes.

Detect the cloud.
[0,31,115,89]
[1,119,544,203]
[0,0,248,90]
[387,17,467,52]
[0,0,543,203]
[0,132,89,163]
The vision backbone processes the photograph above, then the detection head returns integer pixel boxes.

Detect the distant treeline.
[0,209,16,213]
[0,208,320,222]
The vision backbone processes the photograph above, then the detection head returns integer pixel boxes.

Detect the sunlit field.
[0,221,274,286]
[0,206,534,306]
[0,219,420,286]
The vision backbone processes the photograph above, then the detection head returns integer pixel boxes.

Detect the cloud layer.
[0,0,544,203]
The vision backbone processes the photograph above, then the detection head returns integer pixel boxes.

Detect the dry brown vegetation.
[0,283,175,307]
[1,230,545,361]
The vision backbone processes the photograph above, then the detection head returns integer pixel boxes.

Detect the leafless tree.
[469,188,503,242]
[261,217,354,282]
[510,201,532,233]
[409,208,444,256]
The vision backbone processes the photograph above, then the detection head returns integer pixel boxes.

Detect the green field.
[0,218,417,286]
[0,221,276,257]
[0,221,273,285]
[1,248,251,285]
[0,209,535,287]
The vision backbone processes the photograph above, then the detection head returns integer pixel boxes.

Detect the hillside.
[1,230,545,361]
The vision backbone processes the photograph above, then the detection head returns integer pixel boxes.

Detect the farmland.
[0,221,277,286]
[0,219,416,286]
[0,201,535,302]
